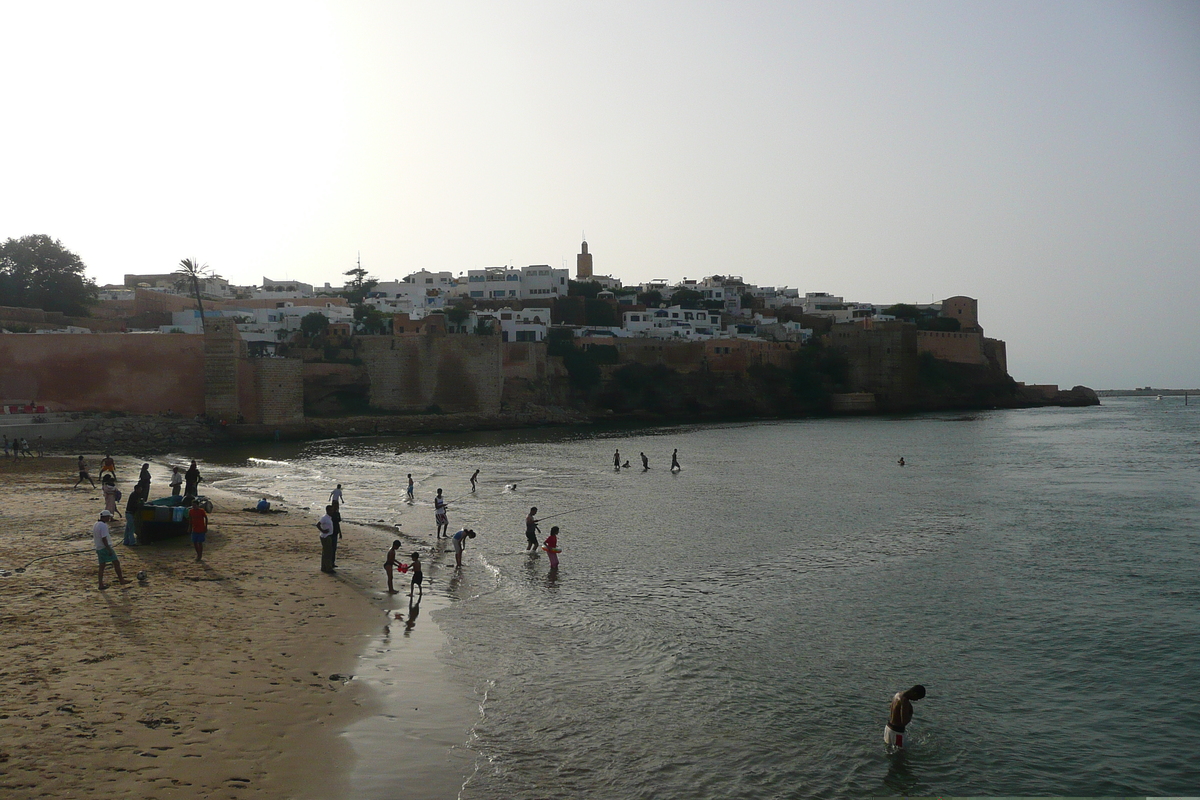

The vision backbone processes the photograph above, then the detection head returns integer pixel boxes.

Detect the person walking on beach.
[188,499,208,562]
[434,488,449,539]
[451,528,476,568]
[470,469,479,492]
[525,507,540,551]
[184,460,202,497]
[543,525,561,569]
[74,456,96,488]
[385,540,402,593]
[640,452,649,471]
[137,463,152,494]
[169,466,183,497]
[408,551,424,597]
[329,484,345,506]
[101,475,122,519]
[884,685,926,750]
[35,436,44,457]
[94,510,128,590]
[100,454,116,478]
[613,449,621,470]
[406,474,415,501]
[670,449,681,472]
[317,505,336,573]
[2,437,8,458]
[20,437,31,457]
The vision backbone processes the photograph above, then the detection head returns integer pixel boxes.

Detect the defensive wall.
[827,320,919,408]
[0,327,303,425]
[916,330,985,365]
[357,333,502,414]
[0,333,206,415]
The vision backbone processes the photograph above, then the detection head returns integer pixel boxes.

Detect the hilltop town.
[0,237,1096,449]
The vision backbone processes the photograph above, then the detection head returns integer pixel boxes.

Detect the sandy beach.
[0,455,474,800]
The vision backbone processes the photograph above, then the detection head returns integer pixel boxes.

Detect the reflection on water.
[195,399,1200,797]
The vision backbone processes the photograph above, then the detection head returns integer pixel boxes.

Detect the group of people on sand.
[613,448,682,472]
[83,458,212,588]
[2,435,40,458]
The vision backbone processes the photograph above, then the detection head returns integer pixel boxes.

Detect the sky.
[1,0,1197,389]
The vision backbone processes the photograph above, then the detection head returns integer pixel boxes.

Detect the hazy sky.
[2,1,1197,388]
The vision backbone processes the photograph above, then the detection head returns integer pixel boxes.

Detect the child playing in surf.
[543,525,561,568]
[408,552,424,597]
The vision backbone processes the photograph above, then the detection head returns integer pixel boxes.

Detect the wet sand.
[0,455,473,799]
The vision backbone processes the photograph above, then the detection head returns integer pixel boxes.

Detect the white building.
[484,307,552,343]
[622,306,723,340]
[463,265,569,301]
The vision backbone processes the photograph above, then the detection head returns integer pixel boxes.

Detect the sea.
[192,396,1200,798]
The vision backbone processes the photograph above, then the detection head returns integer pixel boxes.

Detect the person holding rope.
[434,489,449,539]
[525,507,540,551]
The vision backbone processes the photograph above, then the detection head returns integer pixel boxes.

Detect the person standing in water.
[408,551,424,597]
[884,685,926,750]
[898,457,906,466]
[640,452,649,471]
[613,449,621,470]
[543,525,561,568]
[470,469,479,492]
[670,449,681,472]
[406,474,415,501]
[384,540,402,593]
[451,528,476,568]
[525,507,540,551]
[434,488,449,538]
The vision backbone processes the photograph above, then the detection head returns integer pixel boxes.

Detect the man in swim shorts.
[94,510,128,590]
[434,488,449,538]
[884,685,926,749]
[525,507,540,551]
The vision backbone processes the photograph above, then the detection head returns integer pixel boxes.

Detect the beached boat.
[137,495,212,543]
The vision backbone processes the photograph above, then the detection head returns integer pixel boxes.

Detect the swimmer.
[884,685,926,750]
[898,457,906,467]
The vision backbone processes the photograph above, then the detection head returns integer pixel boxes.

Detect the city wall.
[916,330,986,365]
[0,333,206,415]
[358,334,502,413]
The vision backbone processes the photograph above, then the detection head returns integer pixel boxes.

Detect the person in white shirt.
[451,528,476,568]
[93,510,128,590]
[329,484,345,506]
[169,467,183,497]
[317,505,336,573]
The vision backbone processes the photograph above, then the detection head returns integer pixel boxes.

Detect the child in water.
[408,552,424,597]
[543,525,561,568]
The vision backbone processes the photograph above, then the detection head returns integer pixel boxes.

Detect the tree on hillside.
[300,311,329,337]
[883,303,920,321]
[175,258,212,331]
[669,288,704,308]
[445,302,471,332]
[637,289,663,307]
[0,235,97,315]
[342,264,378,305]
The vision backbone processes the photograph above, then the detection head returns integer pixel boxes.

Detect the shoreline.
[0,454,475,799]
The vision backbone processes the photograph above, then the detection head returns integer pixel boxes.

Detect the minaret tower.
[576,235,593,279]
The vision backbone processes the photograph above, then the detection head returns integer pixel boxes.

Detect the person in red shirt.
[188,500,209,562]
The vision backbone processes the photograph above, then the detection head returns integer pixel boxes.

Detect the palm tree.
[175,258,209,331]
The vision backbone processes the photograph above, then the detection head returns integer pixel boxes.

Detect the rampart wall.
[0,333,206,414]
[916,330,986,365]
[358,334,502,413]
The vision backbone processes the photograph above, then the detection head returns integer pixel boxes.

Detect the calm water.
[198,397,1200,797]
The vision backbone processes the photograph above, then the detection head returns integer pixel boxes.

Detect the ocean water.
[198,397,1200,797]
